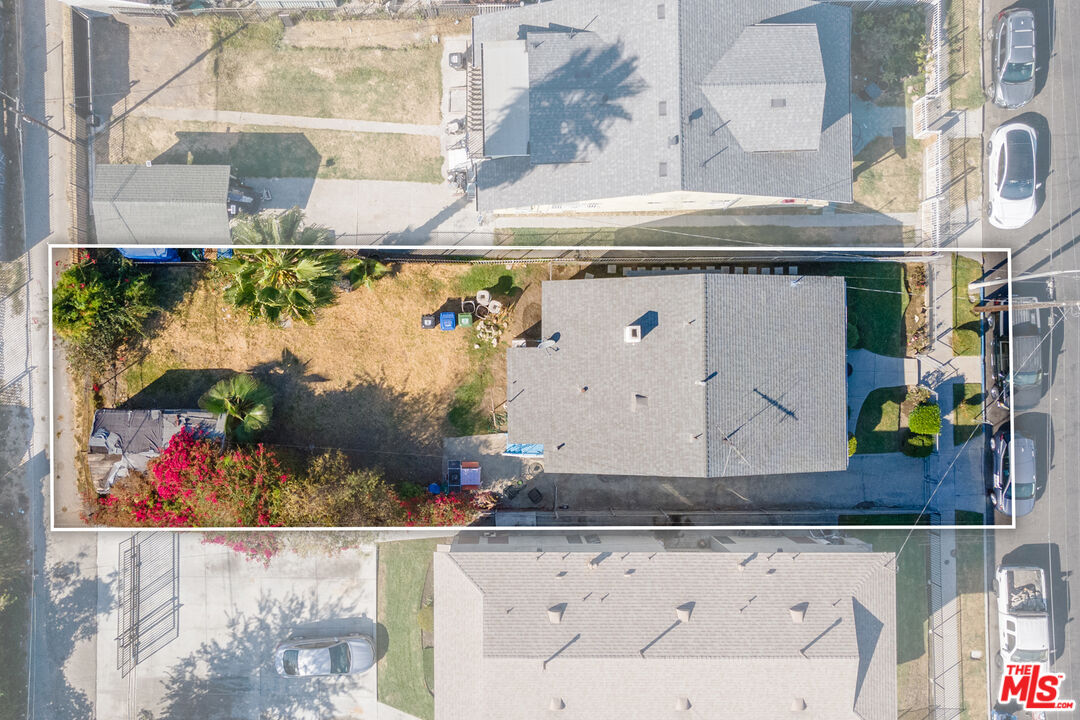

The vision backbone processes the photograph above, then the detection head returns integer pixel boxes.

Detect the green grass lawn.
[844,528,931,716]
[824,262,909,358]
[377,538,446,720]
[0,504,30,720]
[953,255,984,356]
[854,386,906,453]
[952,382,984,446]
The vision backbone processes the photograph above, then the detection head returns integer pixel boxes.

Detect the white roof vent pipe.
[624,324,642,343]
[548,603,567,624]
[789,602,809,623]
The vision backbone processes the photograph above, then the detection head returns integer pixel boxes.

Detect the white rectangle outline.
[48,243,1015,533]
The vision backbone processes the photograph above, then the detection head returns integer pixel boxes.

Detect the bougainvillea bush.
[92,433,497,528]
[92,429,291,527]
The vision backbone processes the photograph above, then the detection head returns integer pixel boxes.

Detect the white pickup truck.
[996,565,1052,666]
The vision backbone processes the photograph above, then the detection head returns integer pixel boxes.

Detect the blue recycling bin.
[439,312,457,331]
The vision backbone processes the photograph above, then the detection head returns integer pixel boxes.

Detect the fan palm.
[199,374,274,443]
[342,257,390,289]
[230,207,335,245]
[218,248,343,324]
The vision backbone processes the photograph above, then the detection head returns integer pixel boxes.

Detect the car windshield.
[1003,61,1034,83]
[1006,481,1036,500]
[282,649,299,676]
[1013,648,1048,663]
[1001,132,1035,199]
[329,643,351,674]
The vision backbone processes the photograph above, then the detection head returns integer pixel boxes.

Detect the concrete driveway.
[94,533,377,720]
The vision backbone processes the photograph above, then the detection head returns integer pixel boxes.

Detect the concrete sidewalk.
[129,105,442,137]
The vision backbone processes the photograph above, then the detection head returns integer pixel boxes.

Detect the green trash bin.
[458,313,474,327]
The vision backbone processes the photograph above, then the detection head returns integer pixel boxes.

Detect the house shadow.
[151,132,321,209]
[123,368,236,410]
[154,590,366,720]
[89,17,131,123]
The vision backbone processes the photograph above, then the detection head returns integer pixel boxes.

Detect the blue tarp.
[504,443,544,457]
[118,248,180,263]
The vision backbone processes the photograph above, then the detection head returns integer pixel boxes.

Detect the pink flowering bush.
[201,532,283,567]
[92,429,290,527]
[402,491,492,526]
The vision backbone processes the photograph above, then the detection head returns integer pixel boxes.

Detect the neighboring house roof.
[506,274,848,478]
[471,0,852,211]
[434,549,897,720]
[88,409,225,493]
[92,164,231,243]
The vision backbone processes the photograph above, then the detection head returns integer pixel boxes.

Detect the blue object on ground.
[504,443,544,457]
[118,248,180,262]
[428,483,442,495]
[439,312,457,331]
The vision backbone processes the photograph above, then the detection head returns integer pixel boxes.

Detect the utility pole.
[974,299,1080,314]
[0,90,81,146]
[967,268,1080,293]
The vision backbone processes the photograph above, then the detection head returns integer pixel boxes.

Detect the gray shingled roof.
[472,0,852,211]
[434,549,897,720]
[92,164,231,243]
[700,24,826,152]
[506,274,848,478]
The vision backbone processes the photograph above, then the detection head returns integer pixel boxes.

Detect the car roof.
[296,647,333,676]
[1005,130,1034,177]
[1006,12,1036,63]
[1011,435,1037,484]
[1011,334,1043,374]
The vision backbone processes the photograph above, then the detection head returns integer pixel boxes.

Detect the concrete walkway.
[846,349,921,434]
[493,210,919,230]
[129,105,442,137]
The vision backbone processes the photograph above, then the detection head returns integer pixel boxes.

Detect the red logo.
[999,664,1075,711]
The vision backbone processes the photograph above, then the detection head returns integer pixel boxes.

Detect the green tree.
[230,207,334,245]
[199,374,274,443]
[52,251,155,372]
[343,257,391,290]
[217,248,343,324]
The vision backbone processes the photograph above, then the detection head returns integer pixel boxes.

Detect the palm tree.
[199,374,274,443]
[217,248,343,324]
[342,257,390,289]
[230,207,334,245]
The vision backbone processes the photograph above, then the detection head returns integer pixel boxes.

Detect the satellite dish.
[538,338,557,349]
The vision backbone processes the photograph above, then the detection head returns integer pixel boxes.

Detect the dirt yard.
[108,261,568,480]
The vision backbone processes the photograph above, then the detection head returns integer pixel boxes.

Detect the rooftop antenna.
[569,14,599,39]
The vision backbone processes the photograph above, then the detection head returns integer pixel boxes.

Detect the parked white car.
[274,634,375,678]
[987,122,1039,229]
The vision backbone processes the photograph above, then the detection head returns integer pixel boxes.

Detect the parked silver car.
[274,634,375,678]
[990,427,1037,517]
[990,8,1036,109]
[987,122,1039,229]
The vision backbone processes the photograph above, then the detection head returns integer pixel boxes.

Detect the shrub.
[848,435,858,457]
[52,251,155,372]
[201,532,283,567]
[275,450,406,527]
[417,603,435,634]
[908,402,942,435]
[91,430,291,527]
[402,492,491,526]
[905,386,932,406]
[902,432,935,458]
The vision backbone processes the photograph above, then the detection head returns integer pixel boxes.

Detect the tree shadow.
[477,33,644,191]
[154,590,370,720]
[124,368,236,411]
[32,559,116,720]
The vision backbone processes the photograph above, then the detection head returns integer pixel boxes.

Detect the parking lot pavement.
[93,533,377,720]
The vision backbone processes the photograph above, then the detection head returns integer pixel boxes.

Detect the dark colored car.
[990,426,1037,517]
[988,298,1047,411]
[990,8,1036,109]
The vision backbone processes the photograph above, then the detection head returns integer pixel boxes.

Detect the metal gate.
[116,533,181,677]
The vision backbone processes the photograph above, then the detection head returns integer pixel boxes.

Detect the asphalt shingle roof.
[472,0,852,211]
[91,164,231,243]
[434,549,897,720]
[506,274,848,478]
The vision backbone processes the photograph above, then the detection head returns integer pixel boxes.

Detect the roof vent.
[656,4,665,19]
[624,568,635,576]
[549,697,566,711]
[659,162,668,177]
[659,100,668,116]
[676,601,695,623]
[789,602,809,624]
[548,603,567,624]
[631,393,649,412]
[790,697,806,712]
[772,98,787,108]
[675,697,691,711]
[624,324,642,343]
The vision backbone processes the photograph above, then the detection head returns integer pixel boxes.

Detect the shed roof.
[506,273,848,477]
[92,164,231,243]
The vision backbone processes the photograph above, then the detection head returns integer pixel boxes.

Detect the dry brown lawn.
[283,17,468,50]
[117,264,483,477]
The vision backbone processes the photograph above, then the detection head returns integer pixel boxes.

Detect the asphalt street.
[980,0,1080,713]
